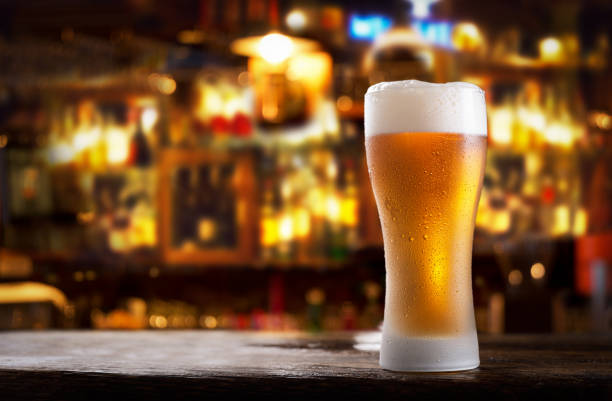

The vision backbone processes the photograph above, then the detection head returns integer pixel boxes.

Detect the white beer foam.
[364,80,487,137]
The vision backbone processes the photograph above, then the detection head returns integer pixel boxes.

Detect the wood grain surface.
[0,331,610,400]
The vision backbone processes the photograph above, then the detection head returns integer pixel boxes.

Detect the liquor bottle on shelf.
[276,174,296,262]
[91,113,108,171]
[324,155,346,260]
[215,164,237,247]
[341,159,359,252]
[173,167,198,249]
[259,180,277,262]
[128,116,152,168]
[196,165,216,247]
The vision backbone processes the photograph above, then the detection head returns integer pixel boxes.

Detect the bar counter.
[1,331,610,400]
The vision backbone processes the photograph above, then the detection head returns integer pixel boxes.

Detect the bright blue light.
[412,20,453,48]
[349,15,392,41]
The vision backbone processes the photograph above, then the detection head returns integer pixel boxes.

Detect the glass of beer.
[364,80,487,371]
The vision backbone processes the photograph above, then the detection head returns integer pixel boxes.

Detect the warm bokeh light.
[177,29,205,44]
[47,142,76,166]
[552,205,570,236]
[336,95,353,112]
[292,208,311,238]
[452,22,484,51]
[573,208,588,236]
[149,73,177,95]
[530,263,546,280]
[508,270,523,286]
[278,213,294,241]
[490,108,513,145]
[258,33,294,64]
[106,127,129,165]
[286,9,307,31]
[326,194,341,223]
[539,37,563,62]
[141,108,158,133]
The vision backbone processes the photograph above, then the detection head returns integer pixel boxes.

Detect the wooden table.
[0,331,610,400]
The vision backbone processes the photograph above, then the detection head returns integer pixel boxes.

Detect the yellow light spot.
[141,108,158,133]
[73,271,84,282]
[597,114,610,130]
[278,213,294,241]
[155,315,168,329]
[106,127,129,165]
[326,160,338,180]
[573,207,588,236]
[177,29,205,44]
[552,205,570,236]
[306,288,325,305]
[340,197,358,227]
[490,108,513,146]
[508,270,523,286]
[530,263,545,280]
[539,37,562,61]
[309,187,327,218]
[148,73,176,95]
[47,142,75,165]
[286,9,307,31]
[293,207,311,238]
[198,218,217,241]
[326,194,341,223]
[490,209,511,234]
[452,22,483,51]
[77,211,95,224]
[337,95,353,112]
[258,33,294,64]
[545,123,573,148]
[260,217,278,246]
[202,315,217,329]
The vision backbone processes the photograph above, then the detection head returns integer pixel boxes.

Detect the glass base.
[379,332,480,372]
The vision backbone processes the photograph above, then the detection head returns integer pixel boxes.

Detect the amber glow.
[106,126,129,165]
[530,263,546,279]
[292,207,311,238]
[366,132,486,335]
[539,37,562,62]
[260,217,278,246]
[340,197,358,227]
[508,270,523,286]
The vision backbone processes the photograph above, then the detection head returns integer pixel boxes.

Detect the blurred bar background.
[0,0,610,334]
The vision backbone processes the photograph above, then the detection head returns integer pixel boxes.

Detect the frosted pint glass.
[364,80,487,371]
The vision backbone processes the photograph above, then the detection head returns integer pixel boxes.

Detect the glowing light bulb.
[141,108,158,133]
[539,37,562,62]
[286,9,307,31]
[106,127,129,165]
[278,213,294,241]
[258,33,294,64]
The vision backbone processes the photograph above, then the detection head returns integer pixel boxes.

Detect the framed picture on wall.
[158,149,256,265]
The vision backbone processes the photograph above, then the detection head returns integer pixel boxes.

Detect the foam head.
[364,80,487,137]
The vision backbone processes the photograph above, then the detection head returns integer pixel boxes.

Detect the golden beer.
[366,132,486,334]
[365,80,487,371]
